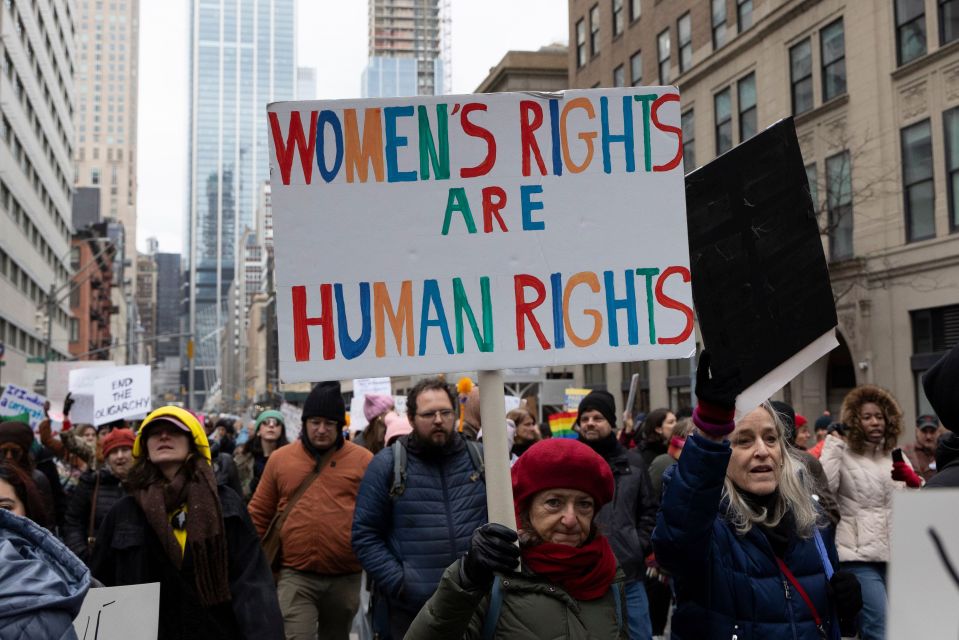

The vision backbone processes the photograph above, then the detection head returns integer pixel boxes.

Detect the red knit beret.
[101,428,135,458]
[511,438,615,510]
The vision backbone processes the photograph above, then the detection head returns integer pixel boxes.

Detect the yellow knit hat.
[133,406,212,463]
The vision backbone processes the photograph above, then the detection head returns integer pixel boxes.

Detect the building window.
[630,50,643,85]
[657,29,671,84]
[682,109,695,169]
[806,163,819,212]
[714,88,732,155]
[826,151,853,261]
[911,304,959,415]
[678,13,692,73]
[941,0,959,45]
[902,119,936,242]
[590,5,601,56]
[613,64,625,87]
[69,318,79,342]
[790,39,813,115]
[896,0,927,65]
[820,19,846,101]
[738,0,753,32]
[613,0,624,36]
[91,167,100,185]
[712,0,728,49]
[667,357,692,411]
[738,73,757,142]
[584,363,606,387]
[576,19,587,67]
[631,0,641,22]
[944,107,959,232]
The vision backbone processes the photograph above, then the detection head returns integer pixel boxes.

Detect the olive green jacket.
[405,559,628,640]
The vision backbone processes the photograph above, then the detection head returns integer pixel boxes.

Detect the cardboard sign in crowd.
[267,89,696,383]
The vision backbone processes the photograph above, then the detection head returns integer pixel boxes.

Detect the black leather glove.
[63,392,74,417]
[829,570,863,632]
[695,350,742,412]
[461,523,520,589]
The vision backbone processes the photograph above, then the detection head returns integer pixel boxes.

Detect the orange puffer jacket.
[248,439,372,575]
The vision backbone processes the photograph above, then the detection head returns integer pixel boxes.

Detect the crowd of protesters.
[1,341,958,639]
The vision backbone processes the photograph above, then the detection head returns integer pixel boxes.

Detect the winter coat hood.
[840,385,903,455]
[0,508,90,638]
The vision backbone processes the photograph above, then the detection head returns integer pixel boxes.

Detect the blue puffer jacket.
[0,508,90,640]
[652,434,840,640]
[352,433,487,615]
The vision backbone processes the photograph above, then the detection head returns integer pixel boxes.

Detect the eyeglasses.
[415,409,456,422]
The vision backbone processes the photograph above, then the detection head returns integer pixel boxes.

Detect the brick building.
[567,0,959,424]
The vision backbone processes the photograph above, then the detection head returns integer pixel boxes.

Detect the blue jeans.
[624,579,653,640]
[842,561,886,640]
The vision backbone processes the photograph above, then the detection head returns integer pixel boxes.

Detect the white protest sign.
[280,402,302,442]
[267,88,694,382]
[47,361,114,421]
[92,365,151,426]
[0,384,46,428]
[504,395,521,413]
[73,583,160,640]
[349,377,393,432]
[889,490,959,637]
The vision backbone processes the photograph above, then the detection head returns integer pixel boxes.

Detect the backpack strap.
[813,528,834,579]
[465,440,485,482]
[389,440,408,498]
[611,581,624,633]
[480,576,504,640]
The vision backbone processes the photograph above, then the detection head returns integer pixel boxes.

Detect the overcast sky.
[136,1,569,254]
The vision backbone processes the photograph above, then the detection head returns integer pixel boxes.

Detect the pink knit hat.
[363,394,395,422]
[384,411,413,445]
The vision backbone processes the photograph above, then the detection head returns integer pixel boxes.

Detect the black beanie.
[577,390,617,429]
[770,400,796,442]
[302,381,346,426]
[924,344,959,433]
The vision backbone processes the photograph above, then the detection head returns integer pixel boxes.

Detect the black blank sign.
[684,118,837,388]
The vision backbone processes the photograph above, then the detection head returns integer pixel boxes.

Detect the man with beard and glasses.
[352,376,487,640]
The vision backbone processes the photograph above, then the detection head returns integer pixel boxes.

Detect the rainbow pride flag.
[548,411,579,439]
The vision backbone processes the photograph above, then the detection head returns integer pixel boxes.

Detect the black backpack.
[388,438,485,498]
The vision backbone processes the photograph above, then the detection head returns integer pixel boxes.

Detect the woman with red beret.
[406,438,628,639]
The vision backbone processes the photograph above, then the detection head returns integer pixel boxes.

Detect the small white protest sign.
[0,384,46,428]
[280,402,302,442]
[92,365,151,426]
[888,490,959,637]
[47,361,113,421]
[72,583,160,640]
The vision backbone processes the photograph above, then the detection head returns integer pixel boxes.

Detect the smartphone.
[892,448,904,463]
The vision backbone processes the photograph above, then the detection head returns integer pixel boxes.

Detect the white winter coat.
[820,436,907,563]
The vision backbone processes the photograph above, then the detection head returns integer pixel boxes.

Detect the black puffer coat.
[90,485,283,640]
[62,468,127,563]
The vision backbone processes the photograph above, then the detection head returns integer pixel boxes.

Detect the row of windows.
[0,315,65,360]
[0,244,68,329]
[896,0,959,66]
[0,178,70,284]
[900,108,959,242]
[6,0,74,127]
[579,0,754,80]
[2,51,72,203]
[0,112,71,240]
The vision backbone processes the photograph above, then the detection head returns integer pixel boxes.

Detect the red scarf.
[521,535,618,601]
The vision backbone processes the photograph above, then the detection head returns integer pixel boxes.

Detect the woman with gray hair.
[652,352,863,639]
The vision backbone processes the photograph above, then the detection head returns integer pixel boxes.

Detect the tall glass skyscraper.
[187,0,295,407]
[362,0,447,98]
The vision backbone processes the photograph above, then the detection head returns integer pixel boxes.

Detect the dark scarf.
[511,440,536,458]
[578,432,621,460]
[299,425,344,462]
[522,535,618,601]
[741,489,793,558]
[134,460,231,607]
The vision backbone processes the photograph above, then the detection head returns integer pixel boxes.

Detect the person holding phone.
[820,385,919,640]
